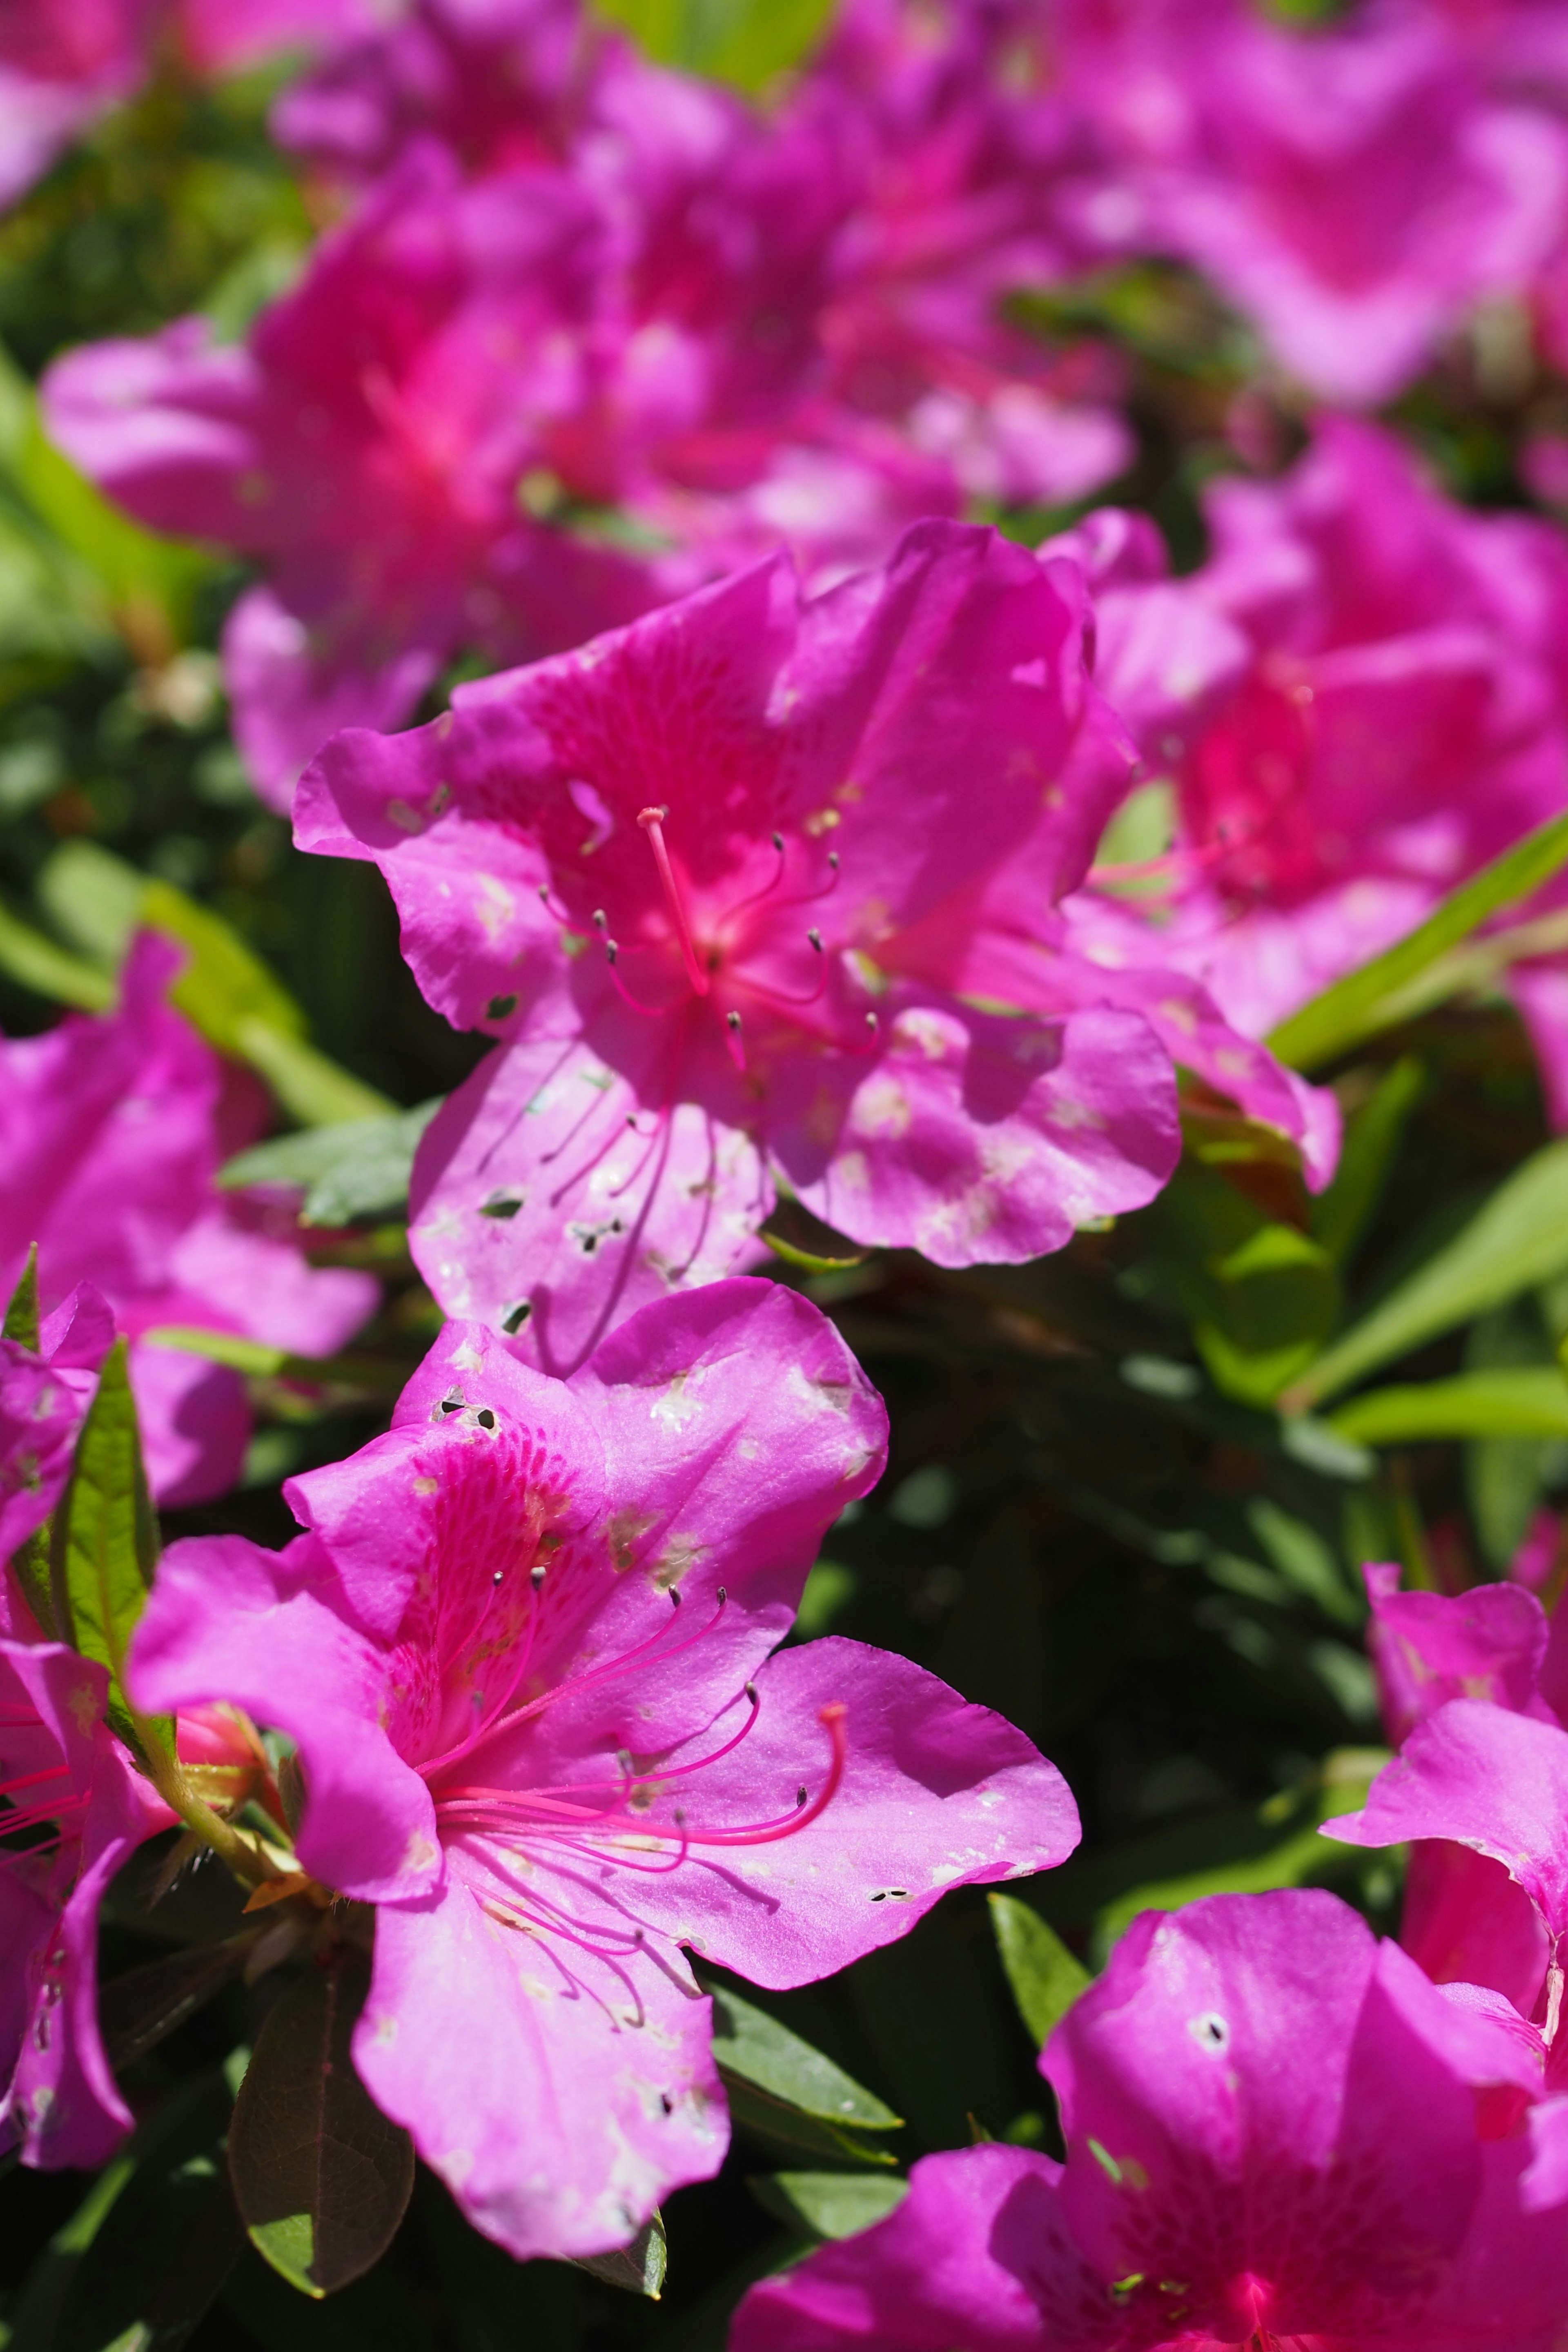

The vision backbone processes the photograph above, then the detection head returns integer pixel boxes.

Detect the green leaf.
[593,0,834,88]
[227,1956,414,2299]
[48,1337,169,1756]
[1244,1497,1362,1627]
[4,2071,244,2352]
[1329,1366,1568,1444]
[0,902,116,1013]
[219,1101,441,1226]
[987,1893,1091,2046]
[569,2212,667,2298]
[1141,1161,1340,1405]
[1310,1056,1424,1266]
[705,1980,901,2134]
[5,1241,40,1347]
[748,2172,908,2242]
[99,1933,267,2074]
[139,1327,288,1378]
[1267,807,1568,1070]
[1288,1136,1568,1408]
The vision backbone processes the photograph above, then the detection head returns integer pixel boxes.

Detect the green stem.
[129,1709,287,1890]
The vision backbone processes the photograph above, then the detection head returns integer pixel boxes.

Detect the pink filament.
[638,807,710,997]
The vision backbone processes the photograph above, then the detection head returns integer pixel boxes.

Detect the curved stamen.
[666,1702,847,1848]
[719,830,789,922]
[537,881,589,933]
[638,807,710,997]
[603,940,680,1018]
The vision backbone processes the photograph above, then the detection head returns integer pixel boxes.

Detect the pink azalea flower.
[169,0,380,80]
[295,520,1185,1373]
[128,1287,1079,2260]
[0,1642,171,2168]
[0,0,150,209]
[1060,419,1568,1126]
[0,932,378,1504]
[1060,0,1568,405]
[730,1887,1568,2350]
[0,1285,115,1580]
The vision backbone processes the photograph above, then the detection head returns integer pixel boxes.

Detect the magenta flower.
[730,1888,1568,2352]
[0,1641,171,2169]
[0,0,149,209]
[1060,0,1568,405]
[0,1284,114,1584]
[0,933,377,1504]
[1059,419,1568,1126]
[294,520,1185,1372]
[129,1284,1078,2260]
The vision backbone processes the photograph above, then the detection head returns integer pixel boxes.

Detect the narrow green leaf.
[1267,807,1568,1070]
[721,2078,899,2167]
[232,1020,396,1128]
[1310,1056,1424,1266]
[1329,1366,1568,1445]
[0,903,116,1011]
[704,1980,901,2132]
[5,1241,39,1348]
[988,1893,1091,2046]
[228,1957,414,2298]
[5,2071,243,2352]
[140,1327,289,1378]
[49,1337,169,1753]
[570,2212,667,2298]
[219,1101,441,1226]
[760,1230,869,1274]
[1288,1136,1568,1408]
[748,2172,908,2242]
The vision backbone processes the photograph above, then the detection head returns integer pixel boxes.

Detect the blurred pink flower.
[0,932,377,1504]
[1060,0,1568,404]
[0,1641,171,2169]
[130,1289,1079,2260]
[296,521,1186,1372]
[731,1887,1568,2350]
[0,0,149,206]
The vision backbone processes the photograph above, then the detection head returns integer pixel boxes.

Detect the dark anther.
[716,1585,727,1603]
[475,1407,497,1430]
[807,927,822,952]
[669,1586,682,1607]
[796,1784,808,1807]
[865,1011,879,1031]
[605,940,619,964]
[492,1570,503,1586]
[501,1300,531,1334]
[660,2091,674,2115]
[592,909,607,930]
[771,831,784,851]
[828,851,840,871]
[531,1563,548,1588]
[673,1807,687,1827]
[744,1681,758,1704]
[727,1010,742,1031]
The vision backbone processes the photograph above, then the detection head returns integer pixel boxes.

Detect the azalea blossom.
[0,1284,114,1575]
[729,1887,1568,2351]
[129,1287,1079,2259]
[1058,0,1568,405]
[0,932,377,1503]
[0,1641,171,2168]
[294,519,1192,1372]
[1058,420,1568,1126]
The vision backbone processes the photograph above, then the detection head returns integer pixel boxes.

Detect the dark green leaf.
[219,1101,442,1226]
[227,1956,414,2298]
[49,1336,169,1755]
[6,2070,243,2352]
[748,2172,907,2241]
[1310,1056,1424,1266]
[1289,1136,1568,1408]
[1268,807,1568,1069]
[570,2211,667,2298]
[721,2078,899,2167]
[987,1894,1091,2046]
[100,1932,265,2074]
[704,1980,901,2132]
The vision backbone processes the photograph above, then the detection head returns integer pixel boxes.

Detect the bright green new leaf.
[987,1893,1091,2046]
[140,1327,289,1379]
[749,2172,908,2242]
[1330,1367,1568,1444]
[0,904,115,1013]
[228,1957,414,2299]
[570,2213,667,2299]
[220,1101,441,1225]
[1288,1136,1568,1408]
[1267,807,1568,1070]
[594,0,834,88]
[48,1338,170,1754]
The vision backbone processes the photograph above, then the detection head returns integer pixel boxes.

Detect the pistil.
[638,806,710,997]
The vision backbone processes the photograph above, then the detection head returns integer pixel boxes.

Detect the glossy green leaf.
[569,2211,667,2298]
[48,1337,169,1755]
[228,1957,414,2299]
[594,0,834,88]
[1267,808,1568,1070]
[705,1980,901,2133]
[1289,1136,1568,1408]
[749,2172,908,2242]
[5,2071,243,2352]
[220,1101,441,1225]
[5,1242,39,1348]
[987,1893,1091,2045]
[1143,1161,1340,1404]
[1329,1366,1568,1444]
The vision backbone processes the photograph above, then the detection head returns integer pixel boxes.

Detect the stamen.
[537,882,586,932]
[725,1008,746,1074]
[637,807,710,997]
[672,1703,849,1848]
[602,941,675,1018]
[807,928,822,953]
